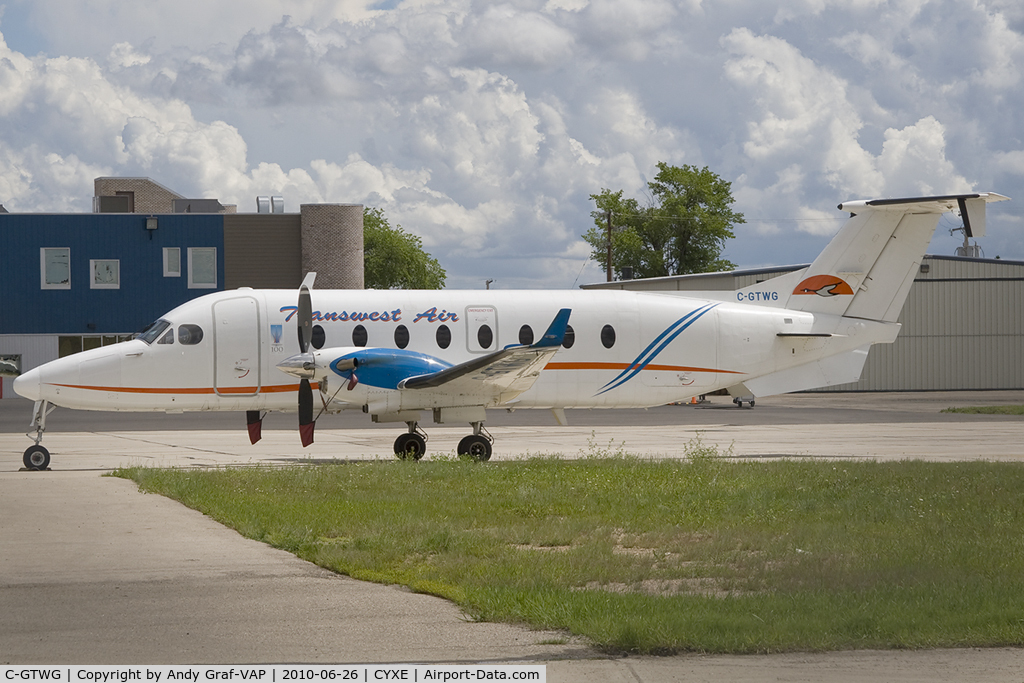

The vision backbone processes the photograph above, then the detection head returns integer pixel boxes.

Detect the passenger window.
[312,324,326,350]
[519,324,534,346]
[395,325,410,349]
[157,328,174,345]
[601,324,616,349]
[477,324,494,350]
[177,324,204,345]
[562,325,575,349]
[352,325,368,347]
[436,325,451,349]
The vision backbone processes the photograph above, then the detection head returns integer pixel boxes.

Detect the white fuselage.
[15,287,896,416]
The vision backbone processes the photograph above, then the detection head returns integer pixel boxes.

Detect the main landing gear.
[394,422,428,461]
[23,400,54,470]
[391,421,493,462]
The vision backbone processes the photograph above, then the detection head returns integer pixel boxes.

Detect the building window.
[163,247,181,277]
[0,354,21,378]
[41,248,71,289]
[90,260,120,289]
[57,335,132,358]
[188,247,217,289]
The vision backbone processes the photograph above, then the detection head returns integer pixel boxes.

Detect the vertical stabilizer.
[784,193,1008,321]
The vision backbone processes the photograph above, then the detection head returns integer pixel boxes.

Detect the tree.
[363,207,446,289]
[583,162,743,280]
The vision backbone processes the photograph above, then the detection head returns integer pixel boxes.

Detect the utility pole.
[606,209,613,282]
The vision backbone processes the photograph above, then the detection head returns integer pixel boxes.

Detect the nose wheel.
[23,444,51,471]
[23,400,54,471]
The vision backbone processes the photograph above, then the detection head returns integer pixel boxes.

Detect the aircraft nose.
[13,367,41,401]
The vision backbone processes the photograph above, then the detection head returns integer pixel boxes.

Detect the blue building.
[0,177,363,399]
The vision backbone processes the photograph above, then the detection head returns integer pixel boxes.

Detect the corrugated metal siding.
[223,214,302,289]
[819,257,1024,391]
[588,256,1024,391]
[0,335,58,399]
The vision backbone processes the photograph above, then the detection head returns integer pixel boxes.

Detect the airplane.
[13,192,1009,470]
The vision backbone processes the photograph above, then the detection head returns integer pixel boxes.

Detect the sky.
[0,0,1021,289]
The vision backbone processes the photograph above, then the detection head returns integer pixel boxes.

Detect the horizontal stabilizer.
[788,192,1008,322]
[740,345,872,396]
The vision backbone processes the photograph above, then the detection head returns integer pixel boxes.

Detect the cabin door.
[213,296,261,396]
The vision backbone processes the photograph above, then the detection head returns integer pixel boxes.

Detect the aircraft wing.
[398,308,570,400]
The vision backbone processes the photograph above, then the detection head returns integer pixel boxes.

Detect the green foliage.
[584,162,743,279]
[942,405,1024,415]
[116,456,1024,654]
[363,207,446,289]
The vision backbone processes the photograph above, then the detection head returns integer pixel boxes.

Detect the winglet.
[534,308,571,348]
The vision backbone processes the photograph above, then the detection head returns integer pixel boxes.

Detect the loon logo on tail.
[793,275,855,297]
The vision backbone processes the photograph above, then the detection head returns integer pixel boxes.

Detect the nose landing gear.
[23,400,54,470]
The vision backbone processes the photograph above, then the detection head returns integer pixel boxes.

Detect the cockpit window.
[137,319,171,345]
[177,324,204,345]
[157,328,175,345]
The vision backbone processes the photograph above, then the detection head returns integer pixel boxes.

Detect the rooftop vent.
[256,196,285,213]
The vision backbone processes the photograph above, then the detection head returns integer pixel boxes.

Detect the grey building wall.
[300,204,364,289]
[823,256,1024,391]
[584,256,1024,391]
[224,214,303,289]
[94,177,184,214]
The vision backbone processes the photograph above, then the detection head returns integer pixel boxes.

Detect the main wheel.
[23,445,51,470]
[457,435,492,462]
[393,433,426,460]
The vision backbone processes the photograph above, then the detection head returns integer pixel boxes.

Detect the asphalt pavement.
[2,391,1024,680]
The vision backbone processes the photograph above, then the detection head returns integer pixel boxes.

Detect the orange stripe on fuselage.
[545,362,744,375]
[50,363,742,396]
[49,383,314,395]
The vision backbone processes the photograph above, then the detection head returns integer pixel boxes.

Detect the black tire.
[394,433,426,461]
[457,435,492,462]
[24,445,50,470]
[749,399,755,407]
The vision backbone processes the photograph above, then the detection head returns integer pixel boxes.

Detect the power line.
[594,211,843,223]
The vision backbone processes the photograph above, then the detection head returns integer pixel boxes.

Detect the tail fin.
[781,193,1008,321]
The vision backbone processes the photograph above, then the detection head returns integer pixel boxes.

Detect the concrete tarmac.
[2,392,1024,680]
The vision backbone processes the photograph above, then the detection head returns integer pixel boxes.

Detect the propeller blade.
[246,410,263,445]
[296,273,317,447]
[298,283,313,353]
[299,378,315,447]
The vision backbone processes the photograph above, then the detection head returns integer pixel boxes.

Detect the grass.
[113,442,1024,654]
[942,405,1024,415]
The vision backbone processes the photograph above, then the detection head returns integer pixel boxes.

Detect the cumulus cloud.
[0,0,1021,284]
